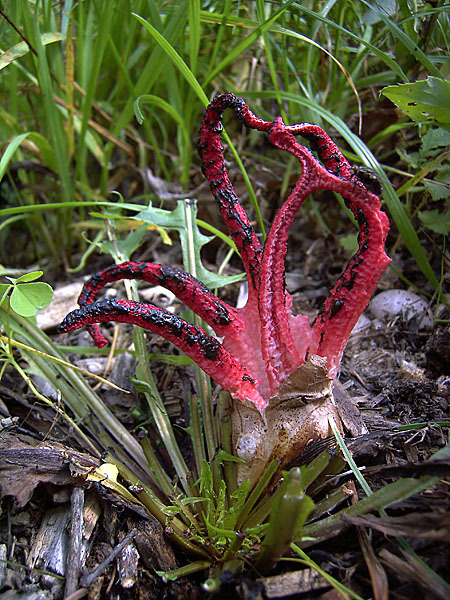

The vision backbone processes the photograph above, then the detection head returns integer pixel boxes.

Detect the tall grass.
[0,0,447,283]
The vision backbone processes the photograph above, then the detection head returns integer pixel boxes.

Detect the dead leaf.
[379,549,450,600]
[0,433,98,507]
[342,512,450,542]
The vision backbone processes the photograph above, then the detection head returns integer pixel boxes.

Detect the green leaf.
[132,12,265,237]
[26,132,57,173]
[381,77,450,126]
[199,460,214,497]
[0,284,12,306]
[223,479,251,530]
[0,201,144,219]
[14,271,44,284]
[132,14,208,106]
[9,282,54,317]
[301,449,333,490]
[339,233,359,254]
[255,468,314,573]
[134,201,244,289]
[154,561,211,582]
[418,210,450,235]
[133,95,191,175]
[100,225,148,262]
[423,180,450,201]
[360,1,441,78]
[441,57,450,80]
[180,496,205,507]
[362,0,396,25]
[421,128,450,154]
[0,33,65,71]
[216,449,245,466]
[146,353,193,365]
[204,517,236,540]
[0,131,57,183]
[0,134,30,182]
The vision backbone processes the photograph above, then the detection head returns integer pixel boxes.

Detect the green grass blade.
[32,4,72,205]
[255,468,314,574]
[183,200,217,461]
[132,13,208,105]
[75,1,115,185]
[206,0,233,74]
[188,0,201,75]
[199,6,408,84]
[360,0,442,78]
[100,2,189,179]
[291,2,408,82]
[203,0,296,87]
[256,0,287,122]
[301,474,440,540]
[236,460,279,530]
[290,545,365,600]
[0,201,143,217]
[134,94,190,149]
[0,133,29,181]
[131,14,266,237]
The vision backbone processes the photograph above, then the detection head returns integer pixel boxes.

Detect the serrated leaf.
[421,128,450,154]
[418,209,450,235]
[381,77,450,126]
[423,181,450,201]
[397,147,420,169]
[100,224,148,261]
[134,201,244,289]
[223,479,250,530]
[199,460,214,497]
[10,282,54,317]
[204,517,236,539]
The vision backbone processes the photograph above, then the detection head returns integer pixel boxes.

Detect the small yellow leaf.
[96,462,119,482]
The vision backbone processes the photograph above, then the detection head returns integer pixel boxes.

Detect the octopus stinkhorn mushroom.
[59,93,390,484]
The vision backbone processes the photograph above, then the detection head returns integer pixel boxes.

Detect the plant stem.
[183,200,218,463]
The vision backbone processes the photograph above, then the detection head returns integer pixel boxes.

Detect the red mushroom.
[59,94,390,483]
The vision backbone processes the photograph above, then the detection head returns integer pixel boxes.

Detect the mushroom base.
[231,355,343,486]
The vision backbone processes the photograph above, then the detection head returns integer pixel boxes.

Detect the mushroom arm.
[58,298,266,409]
[76,261,243,347]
